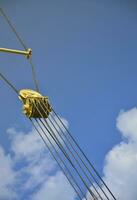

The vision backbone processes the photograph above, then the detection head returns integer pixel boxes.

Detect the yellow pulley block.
[19,89,52,118]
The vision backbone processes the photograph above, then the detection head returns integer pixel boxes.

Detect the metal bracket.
[0,47,32,59]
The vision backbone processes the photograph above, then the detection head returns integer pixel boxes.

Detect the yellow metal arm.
[0,47,32,58]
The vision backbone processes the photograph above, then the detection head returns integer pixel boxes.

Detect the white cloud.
[32,171,76,200]
[22,154,56,190]
[0,146,16,199]
[7,127,45,161]
[117,108,137,141]
[6,126,56,191]
[102,107,137,200]
[0,116,76,200]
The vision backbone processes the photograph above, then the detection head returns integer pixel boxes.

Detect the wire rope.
[49,111,109,199]
[44,118,96,200]
[32,99,97,200]
[0,7,27,50]
[41,100,111,199]
[37,99,110,199]
[30,118,84,200]
[29,58,40,92]
[51,108,116,200]
[0,7,39,92]
[0,72,18,95]
[39,100,104,200]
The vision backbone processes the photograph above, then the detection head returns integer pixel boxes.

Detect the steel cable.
[29,58,40,92]
[49,112,109,199]
[51,108,116,200]
[32,99,97,200]
[30,118,84,200]
[38,99,110,199]
[0,7,39,92]
[31,101,89,200]
[44,118,96,200]
[39,100,104,200]
[0,72,19,95]
[0,7,27,50]
[41,100,111,199]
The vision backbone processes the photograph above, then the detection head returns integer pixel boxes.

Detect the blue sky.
[0,1,137,200]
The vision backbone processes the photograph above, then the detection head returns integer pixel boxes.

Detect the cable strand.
[0,72,18,94]
[42,100,110,199]
[32,99,97,200]
[30,118,84,200]
[51,108,116,200]
[0,7,27,50]
[49,111,110,200]
[40,100,104,200]
[29,58,40,92]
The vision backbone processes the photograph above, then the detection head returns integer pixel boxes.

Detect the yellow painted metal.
[19,89,52,118]
[0,47,32,58]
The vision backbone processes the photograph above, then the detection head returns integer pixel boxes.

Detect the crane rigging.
[0,7,117,200]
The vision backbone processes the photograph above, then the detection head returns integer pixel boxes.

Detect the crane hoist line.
[0,7,117,200]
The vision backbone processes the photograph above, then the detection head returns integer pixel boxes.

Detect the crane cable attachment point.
[19,89,52,118]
